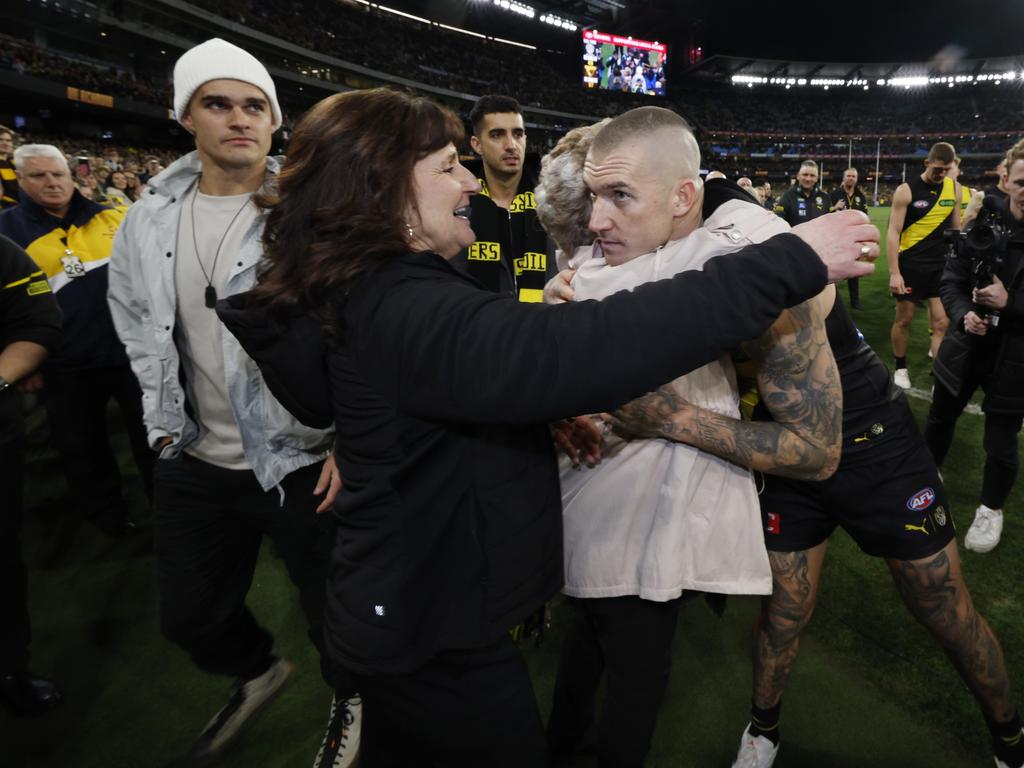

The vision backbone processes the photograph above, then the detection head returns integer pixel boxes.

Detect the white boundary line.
[903,385,983,416]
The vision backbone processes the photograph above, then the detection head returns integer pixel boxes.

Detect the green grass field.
[4,206,1022,766]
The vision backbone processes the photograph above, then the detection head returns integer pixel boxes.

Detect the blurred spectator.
[0,126,17,209]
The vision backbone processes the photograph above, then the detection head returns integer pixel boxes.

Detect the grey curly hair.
[535,119,611,257]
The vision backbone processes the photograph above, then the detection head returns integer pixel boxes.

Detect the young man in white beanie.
[106,38,360,767]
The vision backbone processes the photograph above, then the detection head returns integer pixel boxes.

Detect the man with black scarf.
[453,95,555,303]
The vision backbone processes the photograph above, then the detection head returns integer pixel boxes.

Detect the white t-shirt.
[174,186,259,469]
[559,199,792,600]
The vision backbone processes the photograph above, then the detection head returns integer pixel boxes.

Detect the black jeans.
[548,595,683,768]
[153,453,354,694]
[0,397,30,675]
[847,276,860,306]
[926,375,1023,509]
[39,364,154,522]
[352,635,547,767]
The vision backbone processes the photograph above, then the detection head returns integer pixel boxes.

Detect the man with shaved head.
[540,106,849,767]
[591,131,1024,768]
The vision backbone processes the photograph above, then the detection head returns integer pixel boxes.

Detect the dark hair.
[469,94,522,135]
[927,142,956,164]
[0,124,14,139]
[252,88,464,311]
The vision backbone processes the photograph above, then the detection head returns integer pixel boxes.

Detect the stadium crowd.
[0,35,168,105]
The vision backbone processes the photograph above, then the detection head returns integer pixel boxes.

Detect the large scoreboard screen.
[582,30,667,96]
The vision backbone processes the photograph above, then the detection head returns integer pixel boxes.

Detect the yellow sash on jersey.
[899,177,956,252]
[960,185,971,211]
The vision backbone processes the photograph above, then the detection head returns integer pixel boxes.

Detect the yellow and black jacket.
[0,191,127,370]
[453,168,555,303]
[774,185,829,226]
[0,234,62,429]
[830,185,869,214]
[0,159,18,209]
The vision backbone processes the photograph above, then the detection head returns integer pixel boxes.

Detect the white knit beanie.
[173,38,282,130]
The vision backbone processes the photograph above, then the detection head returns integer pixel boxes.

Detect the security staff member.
[831,167,870,309]
[0,144,152,536]
[774,160,829,226]
[0,235,63,716]
[926,138,1024,556]
[886,142,961,390]
[453,95,554,303]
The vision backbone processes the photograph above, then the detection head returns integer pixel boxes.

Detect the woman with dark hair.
[218,88,872,765]
[123,169,140,202]
[105,170,132,207]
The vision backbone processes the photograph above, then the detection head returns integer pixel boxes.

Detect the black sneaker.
[190,658,292,762]
[313,694,362,768]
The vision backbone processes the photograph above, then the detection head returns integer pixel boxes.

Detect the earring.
[405,224,415,239]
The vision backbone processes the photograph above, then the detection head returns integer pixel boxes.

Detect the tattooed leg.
[753,542,829,709]
[888,540,1016,722]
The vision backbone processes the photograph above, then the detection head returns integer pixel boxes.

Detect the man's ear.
[672,178,699,216]
[181,110,196,136]
[469,134,482,155]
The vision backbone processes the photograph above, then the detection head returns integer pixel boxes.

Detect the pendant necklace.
[190,179,252,308]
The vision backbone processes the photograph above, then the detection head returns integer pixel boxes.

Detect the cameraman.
[925,140,1024,554]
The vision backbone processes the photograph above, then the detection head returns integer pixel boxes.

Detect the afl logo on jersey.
[907,487,936,512]
[913,200,931,209]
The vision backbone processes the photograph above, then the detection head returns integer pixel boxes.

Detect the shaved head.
[588,106,701,187]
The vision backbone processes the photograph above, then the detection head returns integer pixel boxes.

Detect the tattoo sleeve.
[889,549,1015,721]
[613,296,842,480]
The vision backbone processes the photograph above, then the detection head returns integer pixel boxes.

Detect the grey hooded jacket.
[107,150,330,490]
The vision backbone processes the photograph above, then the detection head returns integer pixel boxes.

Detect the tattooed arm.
[607,288,842,481]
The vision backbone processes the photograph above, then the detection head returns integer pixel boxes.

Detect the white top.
[174,186,259,469]
[560,198,791,600]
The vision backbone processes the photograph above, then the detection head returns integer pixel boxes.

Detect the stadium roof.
[686,53,1024,87]
[380,0,1024,63]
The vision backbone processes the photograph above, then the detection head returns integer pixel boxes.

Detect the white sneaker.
[965,505,1004,553]
[313,694,362,768]
[994,729,1024,768]
[894,368,911,390]
[191,657,293,761]
[731,724,779,768]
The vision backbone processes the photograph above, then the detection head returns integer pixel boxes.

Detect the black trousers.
[39,364,154,522]
[352,634,547,767]
[925,374,1023,509]
[847,276,860,306]
[0,398,30,675]
[548,595,683,768]
[153,454,354,695]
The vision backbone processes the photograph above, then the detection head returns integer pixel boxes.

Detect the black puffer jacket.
[933,196,1024,414]
[219,234,826,675]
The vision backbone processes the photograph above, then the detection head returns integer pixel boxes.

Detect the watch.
[0,376,9,393]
